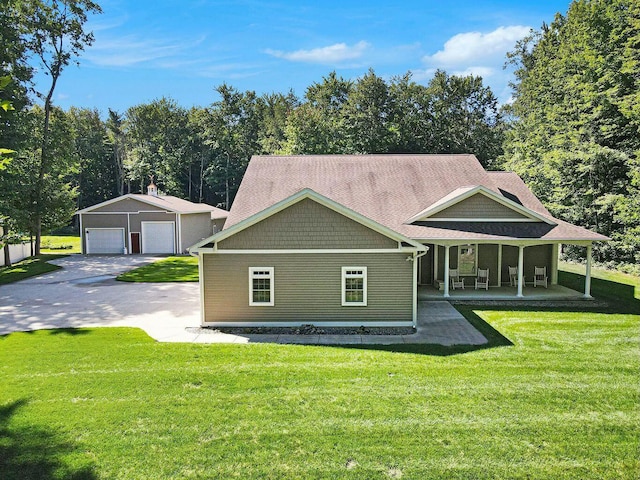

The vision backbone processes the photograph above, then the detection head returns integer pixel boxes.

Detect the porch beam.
[584,243,593,299]
[443,245,451,298]
[517,245,524,298]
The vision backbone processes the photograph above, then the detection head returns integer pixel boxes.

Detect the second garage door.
[141,221,176,254]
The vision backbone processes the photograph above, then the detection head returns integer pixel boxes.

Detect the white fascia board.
[405,185,556,225]
[191,188,427,252]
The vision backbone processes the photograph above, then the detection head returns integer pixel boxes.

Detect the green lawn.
[559,261,640,301]
[1,305,638,478]
[40,235,81,254]
[116,256,199,282]
[0,255,64,285]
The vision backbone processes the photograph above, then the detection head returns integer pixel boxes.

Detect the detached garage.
[77,183,227,255]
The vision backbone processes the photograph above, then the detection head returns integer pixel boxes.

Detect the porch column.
[584,243,593,299]
[434,246,439,282]
[497,244,503,286]
[443,245,451,298]
[551,243,559,284]
[517,245,524,298]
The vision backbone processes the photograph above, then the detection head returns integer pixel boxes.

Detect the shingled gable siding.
[89,197,165,213]
[430,194,529,220]
[217,198,398,250]
[202,252,413,324]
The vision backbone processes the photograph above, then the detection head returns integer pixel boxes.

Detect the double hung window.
[341,267,367,306]
[249,267,274,306]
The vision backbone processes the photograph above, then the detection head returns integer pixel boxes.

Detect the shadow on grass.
[0,328,95,339]
[337,307,514,356]
[0,399,96,480]
[559,270,640,310]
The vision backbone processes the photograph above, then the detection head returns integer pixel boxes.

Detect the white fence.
[0,242,33,267]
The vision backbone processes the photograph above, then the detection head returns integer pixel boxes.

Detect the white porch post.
[517,245,524,298]
[444,245,451,298]
[497,244,503,287]
[412,252,418,327]
[434,246,439,283]
[551,243,559,285]
[584,243,593,299]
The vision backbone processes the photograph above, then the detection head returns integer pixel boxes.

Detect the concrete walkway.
[0,255,486,346]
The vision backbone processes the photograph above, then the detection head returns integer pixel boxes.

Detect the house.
[191,154,608,328]
[77,182,228,255]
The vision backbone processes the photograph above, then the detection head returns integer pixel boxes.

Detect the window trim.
[249,267,274,306]
[341,266,367,306]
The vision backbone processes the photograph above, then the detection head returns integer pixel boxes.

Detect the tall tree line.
[503,0,639,269]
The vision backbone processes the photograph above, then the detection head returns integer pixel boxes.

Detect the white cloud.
[265,41,370,64]
[424,25,531,67]
[452,66,495,78]
[86,35,206,67]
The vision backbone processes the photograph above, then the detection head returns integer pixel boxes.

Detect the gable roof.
[77,194,228,216]
[404,185,556,224]
[223,154,608,243]
[191,188,427,252]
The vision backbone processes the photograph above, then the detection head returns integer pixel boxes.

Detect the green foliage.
[39,235,80,254]
[503,0,640,265]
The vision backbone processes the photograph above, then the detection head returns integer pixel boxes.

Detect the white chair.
[449,269,465,290]
[475,268,489,290]
[508,266,518,287]
[533,266,548,288]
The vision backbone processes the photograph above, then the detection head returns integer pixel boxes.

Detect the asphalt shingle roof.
[224,154,607,242]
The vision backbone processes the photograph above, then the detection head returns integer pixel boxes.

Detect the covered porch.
[417,240,595,300]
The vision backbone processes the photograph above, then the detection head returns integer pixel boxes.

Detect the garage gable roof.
[190,188,427,252]
[77,194,227,216]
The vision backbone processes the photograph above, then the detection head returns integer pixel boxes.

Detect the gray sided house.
[191,154,609,328]
[77,185,227,255]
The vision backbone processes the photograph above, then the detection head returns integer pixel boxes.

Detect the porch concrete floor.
[418,284,587,301]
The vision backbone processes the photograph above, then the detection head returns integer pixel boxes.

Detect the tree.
[503,0,640,265]
[67,107,117,209]
[19,0,101,254]
[105,109,126,195]
[0,105,78,247]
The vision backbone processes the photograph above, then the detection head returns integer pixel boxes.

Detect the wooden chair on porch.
[449,269,465,290]
[475,268,489,290]
[508,266,518,287]
[533,266,548,288]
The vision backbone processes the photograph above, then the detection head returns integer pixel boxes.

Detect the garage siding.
[202,252,413,324]
[81,213,128,254]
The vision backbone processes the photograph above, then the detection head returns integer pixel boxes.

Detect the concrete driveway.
[0,255,204,342]
[0,255,486,346]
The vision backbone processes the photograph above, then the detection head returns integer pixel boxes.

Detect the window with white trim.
[342,267,367,306]
[249,267,274,306]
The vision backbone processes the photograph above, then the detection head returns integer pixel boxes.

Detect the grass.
[1,295,639,478]
[0,255,64,285]
[559,261,640,301]
[40,235,81,254]
[116,256,199,282]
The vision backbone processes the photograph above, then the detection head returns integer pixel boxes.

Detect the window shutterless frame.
[249,267,274,306]
[341,267,367,306]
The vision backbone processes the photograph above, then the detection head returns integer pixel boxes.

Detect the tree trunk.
[3,243,10,267]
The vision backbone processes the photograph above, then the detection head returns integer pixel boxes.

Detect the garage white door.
[141,222,176,254]
[86,228,125,254]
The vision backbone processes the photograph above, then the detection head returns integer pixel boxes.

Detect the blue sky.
[34,0,572,113]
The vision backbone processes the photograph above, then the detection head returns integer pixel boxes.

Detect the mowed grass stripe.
[1,304,639,480]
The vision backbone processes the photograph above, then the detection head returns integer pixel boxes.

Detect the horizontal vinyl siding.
[217,198,398,250]
[203,252,412,323]
[431,194,527,220]
[181,212,213,253]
